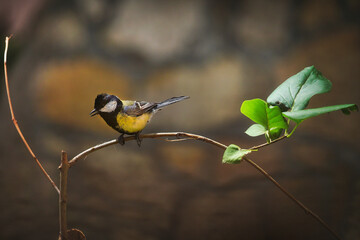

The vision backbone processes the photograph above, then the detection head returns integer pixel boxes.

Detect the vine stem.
[3,36,60,194]
[250,135,287,150]
[59,151,69,240]
[68,132,226,166]
[68,132,341,240]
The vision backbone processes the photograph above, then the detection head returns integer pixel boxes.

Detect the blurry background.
[0,0,359,239]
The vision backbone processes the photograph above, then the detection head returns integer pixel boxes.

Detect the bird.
[90,93,189,146]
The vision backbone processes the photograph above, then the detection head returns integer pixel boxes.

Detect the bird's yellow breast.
[116,112,152,134]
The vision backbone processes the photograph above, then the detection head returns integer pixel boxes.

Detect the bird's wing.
[123,100,157,116]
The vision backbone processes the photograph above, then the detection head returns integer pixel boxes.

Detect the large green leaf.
[241,99,288,139]
[267,66,332,112]
[283,104,358,124]
[222,144,252,164]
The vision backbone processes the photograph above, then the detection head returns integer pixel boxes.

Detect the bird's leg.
[118,133,125,145]
[135,132,142,147]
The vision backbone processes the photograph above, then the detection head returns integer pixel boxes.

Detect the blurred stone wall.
[0,0,359,239]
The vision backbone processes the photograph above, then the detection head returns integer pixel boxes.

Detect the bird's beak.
[90,109,99,117]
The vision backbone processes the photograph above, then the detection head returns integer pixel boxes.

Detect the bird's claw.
[135,132,142,147]
[118,134,125,145]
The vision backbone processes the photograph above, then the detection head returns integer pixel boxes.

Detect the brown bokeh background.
[0,0,359,239]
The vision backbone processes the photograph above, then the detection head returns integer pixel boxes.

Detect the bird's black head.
[90,93,122,117]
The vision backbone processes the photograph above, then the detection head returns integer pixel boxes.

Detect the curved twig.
[243,156,340,240]
[68,132,226,166]
[3,36,60,194]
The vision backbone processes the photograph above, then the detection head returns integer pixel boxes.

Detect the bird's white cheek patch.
[100,100,117,113]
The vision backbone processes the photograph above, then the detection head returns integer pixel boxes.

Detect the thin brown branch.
[68,132,227,167]
[68,139,118,167]
[250,135,287,150]
[68,132,341,239]
[165,137,192,142]
[59,151,69,240]
[3,36,60,194]
[243,156,341,240]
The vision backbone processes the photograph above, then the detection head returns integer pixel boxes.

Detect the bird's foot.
[118,134,125,145]
[135,132,142,147]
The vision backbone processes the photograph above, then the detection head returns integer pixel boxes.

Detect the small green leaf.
[241,99,288,139]
[222,144,252,164]
[267,66,332,111]
[245,124,267,137]
[283,104,358,124]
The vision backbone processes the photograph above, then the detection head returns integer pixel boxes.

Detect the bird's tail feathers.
[155,96,189,109]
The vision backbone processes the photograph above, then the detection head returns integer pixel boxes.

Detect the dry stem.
[243,156,340,240]
[250,135,287,150]
[68,132,226,166]
[59,151,69,239]
[3,36,60,194]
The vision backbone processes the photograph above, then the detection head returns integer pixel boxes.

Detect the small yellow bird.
[90,93,189,146]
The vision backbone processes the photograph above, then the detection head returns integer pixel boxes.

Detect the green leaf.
[267,66,332,112]
[241,99,288,139]
[222,144,252,164]
[245,124,267,137]
[283,104,358,124]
